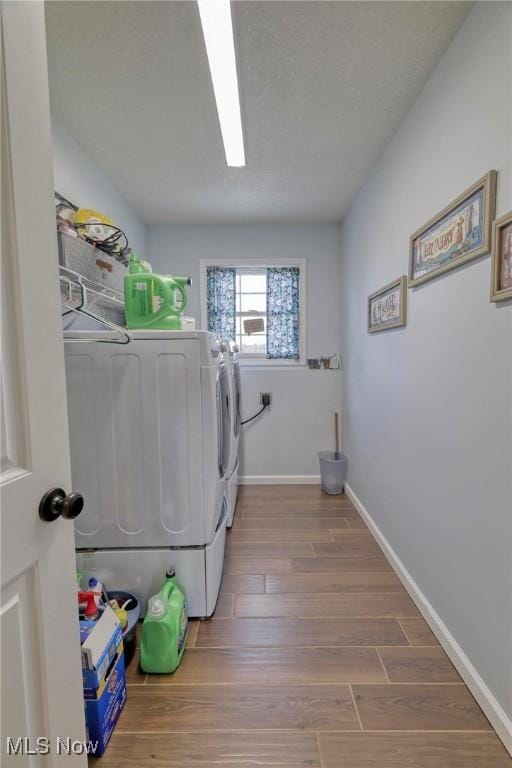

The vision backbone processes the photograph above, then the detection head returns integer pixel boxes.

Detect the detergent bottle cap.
[88,577,98,588]
[166,568,176,579]
[148,595,167,619]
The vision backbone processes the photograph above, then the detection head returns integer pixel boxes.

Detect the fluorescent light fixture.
[198,0,246,167]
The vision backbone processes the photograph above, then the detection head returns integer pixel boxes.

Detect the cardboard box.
[80,607,126,756]
[80,606,122,690]
[84,648,126,756]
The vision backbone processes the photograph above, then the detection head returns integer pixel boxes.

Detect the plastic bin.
[107,590,141,667]
[318,451,348,495]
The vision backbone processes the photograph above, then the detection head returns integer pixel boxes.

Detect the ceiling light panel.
[198,0,246,167]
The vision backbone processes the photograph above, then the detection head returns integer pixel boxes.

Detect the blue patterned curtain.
[266,267,300,359]
[206,267,236,340]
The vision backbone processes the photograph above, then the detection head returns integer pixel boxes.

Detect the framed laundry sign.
[409,171,497,287]
[368,276,407,333]
[490,210,512,302]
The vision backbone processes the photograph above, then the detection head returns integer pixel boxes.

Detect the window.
[236,269,267,356]
[200,260,306,365]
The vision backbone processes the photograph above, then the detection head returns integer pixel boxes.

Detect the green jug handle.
[160,580,175,602]
[172,281,187,313]
[151,275,175,321]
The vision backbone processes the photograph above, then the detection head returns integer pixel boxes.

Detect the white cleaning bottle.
[88,576,104,608]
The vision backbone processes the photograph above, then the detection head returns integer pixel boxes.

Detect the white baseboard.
[239,475,320,485]
[345,483,512,756]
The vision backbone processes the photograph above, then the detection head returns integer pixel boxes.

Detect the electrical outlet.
[260,392,272,406]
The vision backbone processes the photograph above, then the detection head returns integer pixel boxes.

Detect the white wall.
[52,117,146,256]
[148,223,343,479]
[339,0,512,739]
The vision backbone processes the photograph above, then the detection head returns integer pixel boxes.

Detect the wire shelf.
[60,266,131,345]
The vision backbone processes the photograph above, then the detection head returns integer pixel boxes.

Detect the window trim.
[200,258,307,367]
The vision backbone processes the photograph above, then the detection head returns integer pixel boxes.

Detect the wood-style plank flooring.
[99,485,511,767]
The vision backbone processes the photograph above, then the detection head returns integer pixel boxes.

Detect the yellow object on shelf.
[74,208,116,244]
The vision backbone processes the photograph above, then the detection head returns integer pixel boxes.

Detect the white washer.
[65,330,229,617]
[220,340,241,527]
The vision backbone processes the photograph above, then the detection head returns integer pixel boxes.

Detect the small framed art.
[490,210,512,302]
[368,276,407,333]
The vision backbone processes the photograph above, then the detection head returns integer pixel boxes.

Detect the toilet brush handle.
[334,412,340,456]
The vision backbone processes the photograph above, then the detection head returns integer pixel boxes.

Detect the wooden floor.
[99,486,511,767]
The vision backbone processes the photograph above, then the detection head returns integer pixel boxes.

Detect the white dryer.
[65,330,229,617]
[220,340,241,527]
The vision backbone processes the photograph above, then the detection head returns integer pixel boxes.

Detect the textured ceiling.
[45,1,470,223]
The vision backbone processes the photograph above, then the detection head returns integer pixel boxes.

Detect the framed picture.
[368,276,407,333]
[490,210,512,302]
[409,171,497,288]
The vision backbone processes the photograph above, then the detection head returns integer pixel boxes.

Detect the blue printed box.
[84,649,126,756]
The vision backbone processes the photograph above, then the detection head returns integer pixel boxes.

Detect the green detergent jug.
[140,570,188,674]
[124,252,192,330]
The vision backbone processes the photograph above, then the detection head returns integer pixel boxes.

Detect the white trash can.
[318,451,348,495]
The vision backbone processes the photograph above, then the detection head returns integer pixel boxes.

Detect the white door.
[1,3,87,765]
